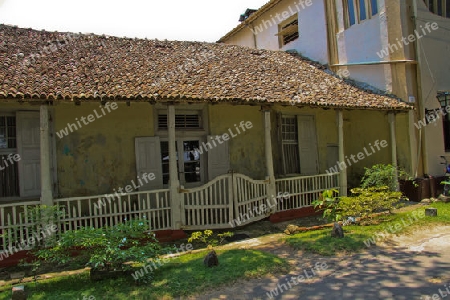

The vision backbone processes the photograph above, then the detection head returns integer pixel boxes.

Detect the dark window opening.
[0,115,19,197]
[359,0,367,21]
[348,0,357,26]
[371,0,378,15]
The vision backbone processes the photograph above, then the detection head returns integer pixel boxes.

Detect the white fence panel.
[275,173,340,212]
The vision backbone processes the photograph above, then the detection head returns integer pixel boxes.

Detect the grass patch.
[0,249,289,300]
[285,202,450,256]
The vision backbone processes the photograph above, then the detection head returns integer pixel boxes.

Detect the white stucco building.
[219,0,450,178]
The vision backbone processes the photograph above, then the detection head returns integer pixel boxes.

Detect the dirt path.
[188,225,450,300]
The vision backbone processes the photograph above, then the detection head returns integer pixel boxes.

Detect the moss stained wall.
[55,102,154,197]
[208,104,265,179]
[6,101,409,198]
[272,106,411,187]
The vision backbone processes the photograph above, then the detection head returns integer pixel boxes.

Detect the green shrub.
[360,164,412,192]
[338,186,403,219]
[312,189,341,222]
[31,219,174,273]
[187,230,233,249]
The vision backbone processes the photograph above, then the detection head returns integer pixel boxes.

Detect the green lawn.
[0,249,289,300]
[285,202,450,256]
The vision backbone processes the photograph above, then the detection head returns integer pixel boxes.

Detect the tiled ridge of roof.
[0,24,412,110]
[217,0,280,43]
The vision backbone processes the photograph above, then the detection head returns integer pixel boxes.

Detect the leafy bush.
[313,187,403,223]
[361,164,413,191]
[187,230,233,249]
[312,189,341,222]
[338,186,403,219]
[31,219,173,273]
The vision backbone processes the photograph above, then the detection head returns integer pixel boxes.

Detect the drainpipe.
[412,0,428,176]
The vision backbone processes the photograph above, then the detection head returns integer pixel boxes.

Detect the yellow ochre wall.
[208,104,266,179]
[51,102,411,197]
[272,105,411,187]
[55,102,154,197]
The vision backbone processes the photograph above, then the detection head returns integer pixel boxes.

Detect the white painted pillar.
[337,110,347,196]
[264,110,277,212]
[388,112,399,191]
[168,105,181,229]
[40,105,53,206]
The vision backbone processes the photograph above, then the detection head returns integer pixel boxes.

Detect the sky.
[0,0,269,42]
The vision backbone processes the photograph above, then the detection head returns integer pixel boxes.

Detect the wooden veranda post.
[168,105,182,229]
[337,110,347,196]
[264,110,277,212]
[40,105,53,206]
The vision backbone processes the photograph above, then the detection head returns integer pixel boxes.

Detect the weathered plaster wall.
[55,102,154,197]
[272,105,410,187]
[222,0,329,64]
[208,104,265,179]
[342,110,409,187]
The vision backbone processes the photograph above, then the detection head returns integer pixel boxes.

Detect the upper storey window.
[277,14,299,47]
[424,0,450,18]
[344,0,379,28]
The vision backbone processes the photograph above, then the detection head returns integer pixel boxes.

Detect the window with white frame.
[424,0,450,18]
[277,14,299,48]
[344,0,379,28]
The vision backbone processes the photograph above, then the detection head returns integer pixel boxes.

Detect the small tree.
[361,164,412,192]
[312,189,341,222]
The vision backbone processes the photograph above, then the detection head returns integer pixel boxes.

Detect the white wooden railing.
[0,173,340,251]
[0,201,40,250]
[54,189,172,233]
[275,173,340,212]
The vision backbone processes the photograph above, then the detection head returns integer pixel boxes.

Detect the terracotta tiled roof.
[0,25,412,110]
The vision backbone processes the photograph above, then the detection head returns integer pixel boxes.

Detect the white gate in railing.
[180,173,269,229]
